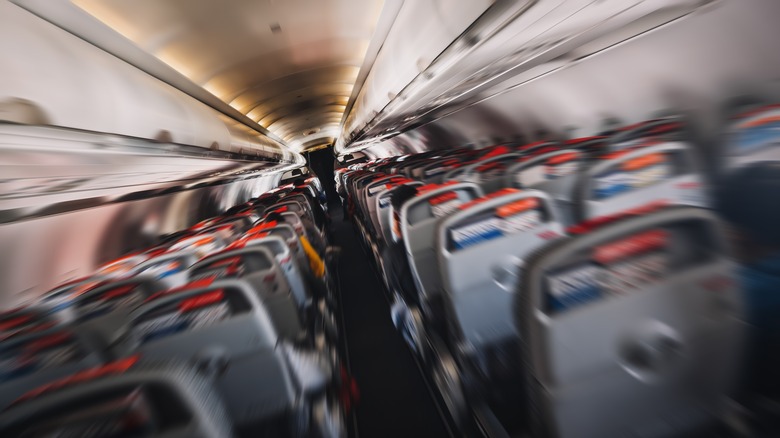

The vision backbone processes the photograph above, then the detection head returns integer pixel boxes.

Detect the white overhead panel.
[2,1,301,166]
[67,0,388,153]
[337,0,720,154]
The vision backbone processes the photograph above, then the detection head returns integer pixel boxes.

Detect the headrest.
[74,277,164,322]
[509,149,583,188]
[401,182,483,226]
[727,104,780,157]
[584,142,697,201]
[606,116,686,152]
[523,207,726,316]
[0,308,56,343]
[129,281,265,345]
[7,355,140,409]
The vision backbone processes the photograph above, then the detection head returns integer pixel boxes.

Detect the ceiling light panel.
[73,0,386,147]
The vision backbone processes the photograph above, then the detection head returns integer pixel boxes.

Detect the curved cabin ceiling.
[72,0,386,152]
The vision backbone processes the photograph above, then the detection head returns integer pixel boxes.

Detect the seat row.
[337,108,773,437]
[0,176,351,437]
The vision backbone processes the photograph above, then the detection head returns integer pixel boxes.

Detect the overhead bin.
[0,1,292,160]
[338,0,717,153]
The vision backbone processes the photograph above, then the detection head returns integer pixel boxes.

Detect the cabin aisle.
[330,206,451,438]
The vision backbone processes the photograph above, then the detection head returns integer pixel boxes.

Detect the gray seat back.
[455,153,523,193]
[121,282,301,430]
[95,254,149,278]
[437,189,563,347]
[506,149,585,226]
[130,251,199,290]
[416,160,461,184]
[189,247,303,341]
[377,181,424,246]
[73,276,167,346]
[0,357,234,437]
[572,142,707,222]
[237,235,309,308]
[38,277,106,324]
[724,104,780,169]
[120,280,277,356]
[517,207,745,438]
[400,183,483,302]
[364,177,410,234]
[270,200,306,215]
[167,232,228,258]
[357,175,394,220]
[0,308,58,344]
[262,223,309,274]
[0,327,104,411]
[606,116,686,151]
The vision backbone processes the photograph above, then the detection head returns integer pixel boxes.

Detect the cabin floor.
[329,204,452,438]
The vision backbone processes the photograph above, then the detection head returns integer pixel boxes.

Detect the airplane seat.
[353,173,383,216]
[95,254,151,279]
[401,183,484,311]
[417,158,462,184]
[0,326,105,411]
[565,136,609,161]
[364,176,408,234]
[455,153,522,194]
[167,232,230,262]
[344,171,372,219]
[441,160,477,183]
[228,234,311,310]
[0,307,60,344]
[248,222,310,277]
[260,215,334,303]
[516,206,745,438]
[68,276,170,351]
[719,102,780,184]
[360,175,409,257]
[570,141,708,223]
[375,180,422,249]
[433,189,565,426]
[114,281,340,435]
[188,247,305,344]
[38,276,107,324]
[224,233,339,345]
[285,189,330,232]
[130,251,200,290]
[268,198,310,219]
[277,210,328,255]
[352,173,384,221]
[505,149,586,226]
[199,221,246,242]
[0,355,234,437]
[437,189,564,349]
[605,115,688,154]
[273,192,324,230]
[390,183,483,359]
